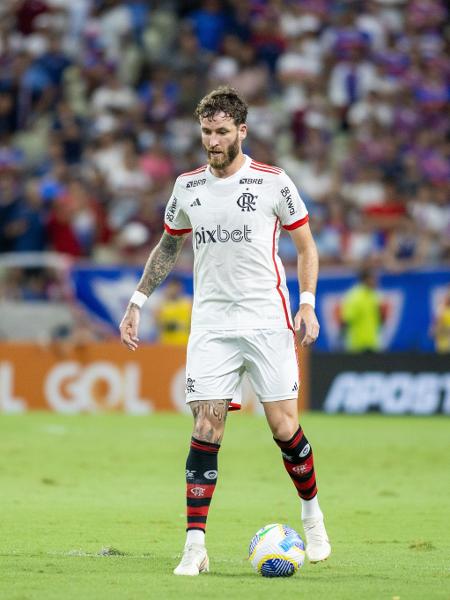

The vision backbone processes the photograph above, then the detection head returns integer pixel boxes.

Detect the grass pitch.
[0,412,449,600]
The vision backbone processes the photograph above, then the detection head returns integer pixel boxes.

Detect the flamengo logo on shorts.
[194,225,252,249]
[186,377,196,393]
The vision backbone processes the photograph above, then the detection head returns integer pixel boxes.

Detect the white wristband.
[300,291,315,309]
[130,290,148,308]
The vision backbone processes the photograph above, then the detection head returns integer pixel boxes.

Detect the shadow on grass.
[200,571,393,583]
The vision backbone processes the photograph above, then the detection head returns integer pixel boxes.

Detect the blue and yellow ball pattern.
[249,524,305,577]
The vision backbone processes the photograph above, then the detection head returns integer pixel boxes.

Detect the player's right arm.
[119,231,187,351]
[120,178,192,350]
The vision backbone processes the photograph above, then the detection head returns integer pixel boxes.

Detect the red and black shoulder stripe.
[178,165,207,178]
[249,160,283,175]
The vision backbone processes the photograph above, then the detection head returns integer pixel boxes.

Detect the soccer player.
[119,87,331,575]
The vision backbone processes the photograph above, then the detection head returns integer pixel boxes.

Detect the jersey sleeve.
[163,179,192,236]
[275,172,309,230]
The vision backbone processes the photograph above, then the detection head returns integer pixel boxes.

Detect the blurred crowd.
[0,0,449,276]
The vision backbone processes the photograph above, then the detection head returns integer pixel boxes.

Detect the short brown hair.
[194,86,248,125]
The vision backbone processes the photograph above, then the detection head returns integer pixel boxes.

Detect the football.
[248,524,305,577]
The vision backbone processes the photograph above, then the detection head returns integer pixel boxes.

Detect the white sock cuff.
[186,529,205,546]
[301,495,323,520]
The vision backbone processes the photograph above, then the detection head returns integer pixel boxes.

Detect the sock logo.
[299,443,310,458]
[185,469,196,479]
[203,470,217,480]
[292,464,310,475]
[190,486,206,497]
[282,451,294,461]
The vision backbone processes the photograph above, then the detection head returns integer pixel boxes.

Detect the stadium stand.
[0,0,448,267]
[0,0,448,341]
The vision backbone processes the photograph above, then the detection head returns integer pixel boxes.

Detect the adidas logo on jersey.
[190,198,201,207]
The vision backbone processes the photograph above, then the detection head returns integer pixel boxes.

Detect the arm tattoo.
[136,232,185,297]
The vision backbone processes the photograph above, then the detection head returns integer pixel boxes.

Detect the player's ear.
[238,124,247,141]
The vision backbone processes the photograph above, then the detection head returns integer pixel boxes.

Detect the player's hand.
[294,304,320,347]
[119,305,140,351]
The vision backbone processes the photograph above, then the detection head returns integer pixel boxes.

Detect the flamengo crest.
[237,192,257,212]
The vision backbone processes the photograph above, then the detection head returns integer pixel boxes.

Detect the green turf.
[0,413,449,600]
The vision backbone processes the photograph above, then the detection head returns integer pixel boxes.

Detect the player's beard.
[206,134,240,170]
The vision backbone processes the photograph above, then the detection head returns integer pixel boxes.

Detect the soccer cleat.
[173,543,209,576]
[303,516,331,563]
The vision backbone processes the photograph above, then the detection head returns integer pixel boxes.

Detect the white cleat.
[303,516,331,563]
[173,543,209,576]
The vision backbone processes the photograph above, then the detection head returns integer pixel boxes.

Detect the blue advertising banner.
[312,268,450,352]
[71,266,449,351]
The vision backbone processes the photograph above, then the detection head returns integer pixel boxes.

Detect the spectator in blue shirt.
[189,0,229,53]
[8,178,46,252]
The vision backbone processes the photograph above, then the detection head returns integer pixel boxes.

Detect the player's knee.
[193,417,225,444]
[190,400,228,443]
[270,418,299,442]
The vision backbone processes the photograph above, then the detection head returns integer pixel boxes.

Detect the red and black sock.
[185,437,220,532]
[274,426,317,500]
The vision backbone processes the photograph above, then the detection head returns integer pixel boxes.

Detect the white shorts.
[185,329,300,404]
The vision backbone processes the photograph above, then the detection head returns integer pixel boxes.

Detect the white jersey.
[164,154,309,331]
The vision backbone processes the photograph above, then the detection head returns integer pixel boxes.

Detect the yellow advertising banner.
[0,342,309,413]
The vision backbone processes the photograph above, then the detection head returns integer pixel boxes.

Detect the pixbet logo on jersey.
[194,225,252,249]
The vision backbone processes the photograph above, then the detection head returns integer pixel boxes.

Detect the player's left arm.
[288,223,320,347]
